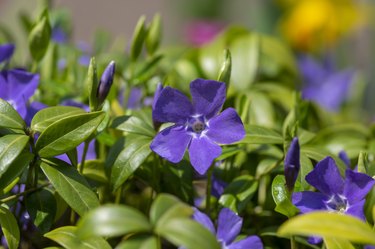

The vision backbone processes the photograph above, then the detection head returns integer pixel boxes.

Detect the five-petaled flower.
[191,208,263,249]
[150,78,245,175]
[292,156,375,220]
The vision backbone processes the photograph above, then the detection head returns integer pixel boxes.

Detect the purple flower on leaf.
[191,208,263,249]
[284,137,300,191]
[298,54,354,112]
[150,79,245,175]
[292,157,375,221]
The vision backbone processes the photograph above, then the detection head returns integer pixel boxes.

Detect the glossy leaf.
[28,10,51,61]
[219,175,258,213]
[25,188,56,234]
[0,98,25,130]
[278,211,375,245]
[150,194,193,228]
[77,204,152,238]
[40,159,100,216]
[145,13,161,55]
[86,57,99,112]
[217,49,231,84]
[271,175,299,217]
[0,134,30,179]
[31,106,85,133]
[110,134,152,190]
[0,205,20,249]
[36,111,105,158]
[44,226,111,249]
[156,218,221,249]
[238,125,283,144]
[111,114,155,137]
[323,238,355,249]
[116,235,158,249]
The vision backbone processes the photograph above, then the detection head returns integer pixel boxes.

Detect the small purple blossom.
[284,137,300,191]
[150,79,245,175]
[192,208,263,249]
[292,157,375,220]
[298,54,354,112]
[0,44,40,119]
[97,61,116,105]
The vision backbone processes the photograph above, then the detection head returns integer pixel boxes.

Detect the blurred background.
[1,0,375,113]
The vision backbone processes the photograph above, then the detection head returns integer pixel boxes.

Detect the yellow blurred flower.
[278,0,366,51]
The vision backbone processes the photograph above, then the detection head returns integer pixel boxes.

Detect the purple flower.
[338,150,351,168]
[298,54,354,112]
[150,79,245,175]
[284,137,300,191]
[192,208,263,249]
[292,157,375,221]
[184,20,225,46]
[0,44,40,119]
[97,61,116,106]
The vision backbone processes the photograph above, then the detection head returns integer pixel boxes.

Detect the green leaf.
[248,91,275,127]
[31,106,85,133]
[219,175,258,213]
[230,33,259,90]
[130,15,147,61]
[25,188,56,234]
[36,111,105,158]
[0,135,30,179]
[82,160,108,183]
[28,9,51,61]
[44,226,111,249]
[323,238,356,249]
[110,135,152,190]
[150,194,193,227]
[0,98,25,130]
[145,13,161,55]
[238,125,283,144]
[301,146,347,174]
[111,114,155,137]
[357,151,368,174]
[0,205,20,249]
[40,159,100,216]
[217,49,231,84]
[278,211,375,245]
[86,57,99,112]
[116,235,158,249]
[156,218,221,249]
[77,204,151,238]
[271,175,299,217]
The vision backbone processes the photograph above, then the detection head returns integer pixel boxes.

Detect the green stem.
[205,164,214,214]
[115,186,123,204]
[0,183,50,204]
[291,236,298,249]
[78,140,90,174]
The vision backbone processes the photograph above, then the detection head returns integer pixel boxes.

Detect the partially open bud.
[152,82,163,130]
[97,61,115,108]
[284,137,300,192]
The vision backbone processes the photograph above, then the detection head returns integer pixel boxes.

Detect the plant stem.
[0,183,50,203]
[291,236,298,249]
[205,164,214,214]
[78,140,90,174]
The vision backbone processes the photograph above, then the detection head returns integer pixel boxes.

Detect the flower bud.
[97,60,115,107]
[284,137,300,191]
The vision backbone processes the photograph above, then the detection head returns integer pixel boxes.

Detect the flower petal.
[305,157,344,196]
[188,136,221,175]
[205,108,245,144]
[345,199,366,220]
[344,169,375,203]
[7,69,39,104]
[292,191,327,213]
[0,43,15,63]
[152,86,193,124]
[228,236,263,249]
[217,208,242,244]
[150,125,191,163]
[284,137,300,191]
[192,208,216,235]
[0,72,9,99]
[190,78,226,119]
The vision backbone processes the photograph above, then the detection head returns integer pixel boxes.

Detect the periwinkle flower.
[292,156,375,221]
[97,61,116,105]
[0,44,40,119]
[284,137,300,191]
[298,54,354,112]
[150,79,245,175]
[192,208,263,249]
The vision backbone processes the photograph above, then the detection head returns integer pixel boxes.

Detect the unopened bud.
[97,61,115,107]
[284,137,300,192]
